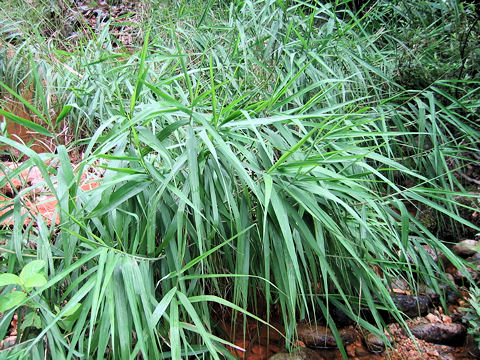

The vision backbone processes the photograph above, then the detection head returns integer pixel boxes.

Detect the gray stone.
[391,293,431,317]
[389,278,458,306]
[448,263,479,282]
[389,278,410,291]
[331,306,354,326]
[417,283,438,297]
[409,322,466,346]
[296,324,356,349]
[453,240,479,258]
[417,280,459,306]
[363,332,391,353]
[466,252,480,265]
[421,245,440,262]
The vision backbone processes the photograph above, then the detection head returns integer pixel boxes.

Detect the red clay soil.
[1,161,100,227]
[1,90,65,154]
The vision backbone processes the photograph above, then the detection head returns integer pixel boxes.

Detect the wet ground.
[1,98,57,155]
[220,315,476,359]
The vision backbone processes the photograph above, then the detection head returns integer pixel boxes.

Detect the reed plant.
[0,0,479,358]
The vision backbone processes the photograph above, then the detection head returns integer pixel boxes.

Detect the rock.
[268,348,324,360]
[419,207,438,231]
[444,289,460,305]
[426,345,457,360]
[408,322,466,346]
[392,293,432,318]
[389,277,410,292]
[466,252,480,265]
[421,245,440,262]
[435,274,461,305]
[417,284,441,305]
[453,240,479,258]
[331,306,354,327]
[445,273,455,283]
[397,245,440,265]
[296,324,356,349]
[389,278,458,306]
[416,282,460,306]
[446,263,479,283]
[363,332,391,353]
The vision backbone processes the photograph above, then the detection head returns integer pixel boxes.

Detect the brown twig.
[458,171,480,185]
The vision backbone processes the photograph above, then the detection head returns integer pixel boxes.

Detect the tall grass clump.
[1,0,479,358]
